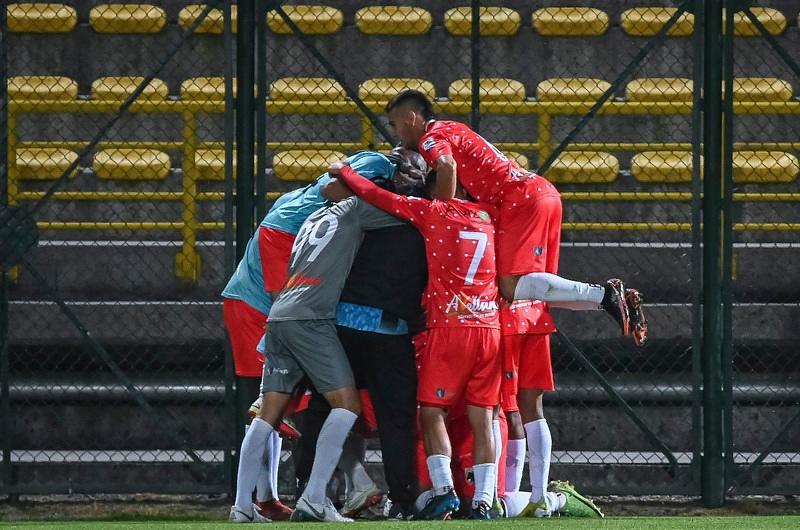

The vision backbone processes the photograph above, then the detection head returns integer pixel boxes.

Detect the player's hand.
[321,177,355,202]
[327,161,349,175]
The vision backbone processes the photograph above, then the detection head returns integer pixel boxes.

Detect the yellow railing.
[6,98,800,282]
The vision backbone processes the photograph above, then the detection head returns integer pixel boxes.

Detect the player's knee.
[325,387,362,416]
[498,275,519,301]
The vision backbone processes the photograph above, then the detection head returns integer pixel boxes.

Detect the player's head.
[385,90,435,149]
[387,147,427,197]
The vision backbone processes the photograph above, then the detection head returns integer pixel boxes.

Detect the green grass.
[3,517,800,530]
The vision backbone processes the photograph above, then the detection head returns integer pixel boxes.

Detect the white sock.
[472,463,496,507]
[303,408,358,504]
[492,419,503,467]
[426,454,454,496]
[235,418,274,509]
[514,272,604,307]
[505,438,526,493]
[524,419,552,505]
[270,429,282,499]
[338,434,376,491]
[501,490,532,517]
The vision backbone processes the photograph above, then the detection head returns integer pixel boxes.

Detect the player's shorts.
[417,327,501,409]
[258,226,296,293]
[261,319,355,394]
[508,333,554,392]
[496,177,562,276]
[223,298,267,378]
[500,338,520,413]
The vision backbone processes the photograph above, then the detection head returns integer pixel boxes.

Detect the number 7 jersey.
[337,166,500,330]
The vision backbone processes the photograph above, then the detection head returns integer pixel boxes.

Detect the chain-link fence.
[2,0,799,502]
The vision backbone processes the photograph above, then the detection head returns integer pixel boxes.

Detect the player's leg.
[466,404,497,519]
[286,320,361,522]
[500,332,527,493]
[338,432,382,517]
[505,410,526,493]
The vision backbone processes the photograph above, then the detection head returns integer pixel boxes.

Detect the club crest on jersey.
[436,388,446,398]
[477,210,491,223]
[505,371,514,380]
[534,246,543,256]
[422,138,436,151]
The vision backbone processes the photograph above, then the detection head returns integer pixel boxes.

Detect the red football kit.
[418,120,562,276]
[338,165,501,408]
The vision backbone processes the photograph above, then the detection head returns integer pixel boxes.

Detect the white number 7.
[459,231,488,285]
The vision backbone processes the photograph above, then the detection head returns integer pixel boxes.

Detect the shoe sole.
[608,279,630,336]
[342,492,383,518]
[625,289,648,347]
[553,482,604,518]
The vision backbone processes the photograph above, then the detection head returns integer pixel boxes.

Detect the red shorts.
[500,337,519,413]
[259,226,296,293]
[496,177,562,276]
[505,333,555,392]
[418,327,501,409]
[223,298,267,377]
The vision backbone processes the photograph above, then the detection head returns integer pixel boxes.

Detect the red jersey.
[338,165,500,330]
[418,120,529,205]
[500,299,556,336]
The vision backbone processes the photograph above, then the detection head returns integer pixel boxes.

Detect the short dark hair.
[385,90,435,121]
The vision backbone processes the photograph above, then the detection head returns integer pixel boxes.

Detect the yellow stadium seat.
[448,78,526,102]
[267,5,343,35]
[732,77,793,102]
[270,77,345,101]
[92,76,169,102]
[182,77,227,101]
[626,78,693,102]
[273,150,346,181]
[16,148,79,180]
[358,78,435,104]
[195,149,228,181]
[730,8,786,36]
[444,7,521,36]
[505,152,529,170]
[8,76,78,100]
[537,78,612,102]
[620,8,694,37]
[733,152,799,183]
[631,151,698,183]
[179,4,237,34]
[94,148,171,180]
[355,6,432,35]
[532,7,609,36]
[90,4,166,34]
[547,152,619,183]
[7,3,77,33]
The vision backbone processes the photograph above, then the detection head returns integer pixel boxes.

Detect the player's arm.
[419,133,457,201]
[330,163,422,224]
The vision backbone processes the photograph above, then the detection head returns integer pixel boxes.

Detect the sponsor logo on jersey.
[445,294,499,319]
[282,273,321,291]
[422,138,436,151]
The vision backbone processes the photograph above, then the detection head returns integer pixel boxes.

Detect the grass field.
[4,518,800,529]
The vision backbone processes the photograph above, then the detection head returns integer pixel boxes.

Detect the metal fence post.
[470,0,480,132]
[255,0,269,221]
[701,0,726,508]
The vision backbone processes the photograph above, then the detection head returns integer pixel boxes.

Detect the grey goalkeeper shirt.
[268,196,403,322]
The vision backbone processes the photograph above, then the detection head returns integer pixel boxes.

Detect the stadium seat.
[626,78,693,102]
[358,78,435,104]
[90,4,167,34]
[92,76,169,102]
[631,151,697,183]
[546,152,619,183]
[620,8,694,37]
[181,77,227,101]
[532,7,609,36]
[448,78,526,102]
[16,147,79,180]
[269,77,345,104]
[537,78,612,101]
[733,151,799,183]
[732,78,793,102]
[273,150,346,181]
[267,5,343,35]
[730,7,786,36]
[7,3,77,33]
[178,4,236,34]
[444,6,521,36]
[8,76,78,100]
[355,6,432,35]
[195,149,227,181]
[94,148,171,180]
[505,152,529,170]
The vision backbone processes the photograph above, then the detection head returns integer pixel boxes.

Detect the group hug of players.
[222,90,648,522]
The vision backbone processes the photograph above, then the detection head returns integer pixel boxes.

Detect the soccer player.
[330,163,501,520]
[384,90,629,517]
[231,169,415,523]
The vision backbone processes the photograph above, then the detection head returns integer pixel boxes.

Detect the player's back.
[417,198,499,329]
